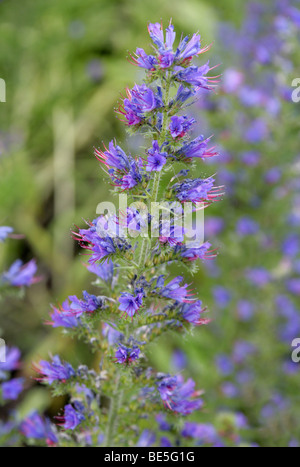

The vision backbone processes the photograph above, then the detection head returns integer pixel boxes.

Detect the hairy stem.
[105,371,122,447]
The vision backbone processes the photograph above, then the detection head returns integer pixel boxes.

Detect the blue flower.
[35,355,75,385]
[157,375,203,414]
[114,344,141,364]
[158,276,193,303]
[146,141,167,172]
[20,412,58,445]
[176,63,211,89]
[177,135,217,160]
[169,116,195,138]
[57,404,85,430]
[180,300,210,326]
[87,259,115,283]
[2,378,24,401]
[48,301,79,329]
[120,84,163,126]
[2,259,38,287]
[118,292,143,318]
[0,226,13,243]
[136,429,156,447]
[0,347,21,373]
[173,177,218,203]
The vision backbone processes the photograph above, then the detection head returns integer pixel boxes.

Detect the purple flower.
[244,118,268,143]
[221,382,239,398]
[216,355,234,376]
[118,292,143,318]
[236,217,259,236]
[114,344,140,364]
[233,341,256,364]
[132,48,158,70]
[120,84,162,126]
[2,378,24,401]
[222,68,244,93]
[47,302,79,329]
[146,141,167,172]
[237,300,254,321]
[241,151,261,167]
[2,259,38,287]
[213,286,232,308]
[180,300,210,326]
[176,63,212,89]
[157,375,203,414]
[286,279,300,296]
[171,349,187,372]
[177,135,217,160]
[173,177,219,203]
[175,85,197,104]
[0,226,13,242]
[205,217,225,237]
[102,324,124,346]
[246,267,271,287]
[57,404,85,430]
[178,241,214,262]
[148,22,165,51]
[88,259,115,283]
[137,429,156,447]
[264,167,282,184]
[182,422,217,444]
[178,33,202,60]
[169,116,195,138]
[20,412,58,445]
[34,355,75,384]
[95,141,131,171]
[282,234,299,257]
[0,347,21,372]
[67,291,103,316]
[159,276,193,303]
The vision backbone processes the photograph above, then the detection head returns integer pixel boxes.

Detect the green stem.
[105,371,122,447]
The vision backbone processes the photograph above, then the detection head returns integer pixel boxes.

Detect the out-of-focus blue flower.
[213,286,232,308]
[236,217,259,236]
[0,347,21,374]
[0,226,13,242]
[136,429,156,447]
[171,349,187,372]
[1,378,24,401]
[221,382,239,398]
[34,355,75,385]
[216,355,234,376]
[246,267,271,287]
[237,300,255,321]
[2,259,38,287]
[57,404,85,430]
[282,234,299,257]
[157,375,203,414]
[180,300,210,326]
[182,422,217,444]
[20,412,58,445]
